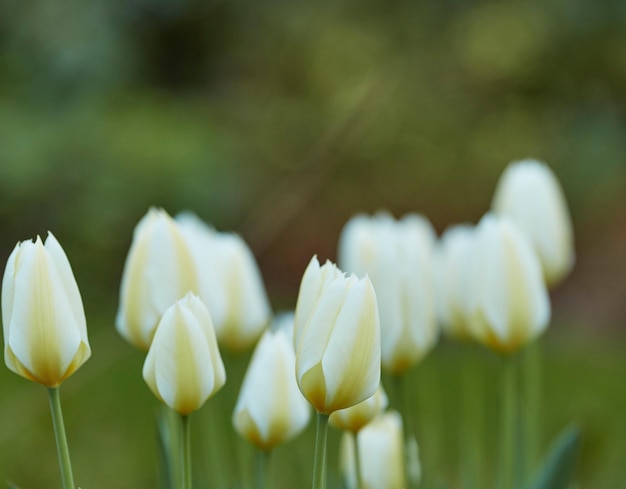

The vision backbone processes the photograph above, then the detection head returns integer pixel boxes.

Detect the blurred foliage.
[0,0,625,486]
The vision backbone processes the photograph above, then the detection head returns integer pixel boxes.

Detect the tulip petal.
[322,278,381,411]
[7,238,82,386]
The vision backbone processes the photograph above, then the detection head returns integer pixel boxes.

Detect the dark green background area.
[0,0,624,487]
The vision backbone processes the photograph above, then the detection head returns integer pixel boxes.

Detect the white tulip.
[467,214,551,353]
[294,257,381,414]
[492,159,575,287]
[233,324,310,450]
[330,384,388,433]
[2,233,90,387]
[340,411,407,489]
[436,224,475,340]
[143,293,225,415]
[338,212,438,374]
[116,208,198,350]
[176,212,271,351]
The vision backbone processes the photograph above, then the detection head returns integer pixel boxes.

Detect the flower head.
[294,256,381,414]
[143,293,226,415]
[2,233,90,387]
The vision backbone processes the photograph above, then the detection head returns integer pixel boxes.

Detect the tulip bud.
[467,214,550,353]
[2,233,90,387]
[116,208,199,350]
[340,411,407,489]
[176,212,271,351]
[338,212,438,374]
[492,159,575,287]
[143,293,226,415]
[294,256,381,415]
[233,323,310,450]
[436,224,475,340]
[330,384,388,433]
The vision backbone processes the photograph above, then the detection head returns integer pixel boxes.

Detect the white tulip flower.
[176,212,271,351]
[330,383,388,433]
[340,411,407,489]
[233,325,310,450]
[116,208,199,350]
[143,293,226,415]
[492,159,575,287]
[2,233,90,387]
[338,212,438,374]
[294,257,381,414]
[467,214,551,353]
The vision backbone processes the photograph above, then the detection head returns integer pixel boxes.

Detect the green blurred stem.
[181,414,192,489]
[522,340,542,479]
[461,346,481,489]
[255,449,271,489]
[47,387,75,489]
[312,412,329,489]
[392,373,418,489]
[351,432,363,489]
[501,355,516,489]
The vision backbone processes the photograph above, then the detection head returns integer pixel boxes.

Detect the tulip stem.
[351,432,363,489]
[461,346,482,489]
[47,387,75,489]
[522,340,542,479]
[501,355,516,489]
[181,414,192,489]
[255,449,272,489]
[312,412,329,489]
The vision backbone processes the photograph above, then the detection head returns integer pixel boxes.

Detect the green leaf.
[7,482,22,489]
[524,426,580,489]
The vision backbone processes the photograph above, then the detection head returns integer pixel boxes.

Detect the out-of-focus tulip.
[467,214,550,354]
[233,324,310,450]
[116,208,198,350]
[143,293,225,415]
[338,212,438,374]
[436,224,475,340]
[492,159,575,288]
[2,233,91,387]
[340,411,407,489]
[176,212,271,351]
[294,256,381,414]
[330,384,388,433]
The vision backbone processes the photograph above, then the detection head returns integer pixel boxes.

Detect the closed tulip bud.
[2,233,90,387]
[330,384,388,433]
[294,257,381,414]
[176,212,271,351]
[340,411,407,489]
[467,214,550,353]
[143,293,226,415]
[116,208,199,350]
[436,224,475,340]
[492,159,575,288]
[338,212,438,374]
[233,324,310,450]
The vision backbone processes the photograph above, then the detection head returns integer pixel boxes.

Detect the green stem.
[47,387,75,489]
[255,449,272,489]
[461,346,482,489]
[312,412,329,489]
[522,340,542,480]
[392,373,420,489]
[500,355,516,489]
[352,432,363,489]
[181,414,192,489]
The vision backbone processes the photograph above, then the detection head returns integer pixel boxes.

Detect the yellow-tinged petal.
[2,233,90,386]
[143,293,225,415]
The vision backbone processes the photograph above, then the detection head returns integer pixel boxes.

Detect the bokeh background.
[0,0,625,487]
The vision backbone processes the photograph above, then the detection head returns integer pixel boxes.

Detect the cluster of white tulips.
[1,158,575,489]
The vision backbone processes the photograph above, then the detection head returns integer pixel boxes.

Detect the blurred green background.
[0,0,625,487]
